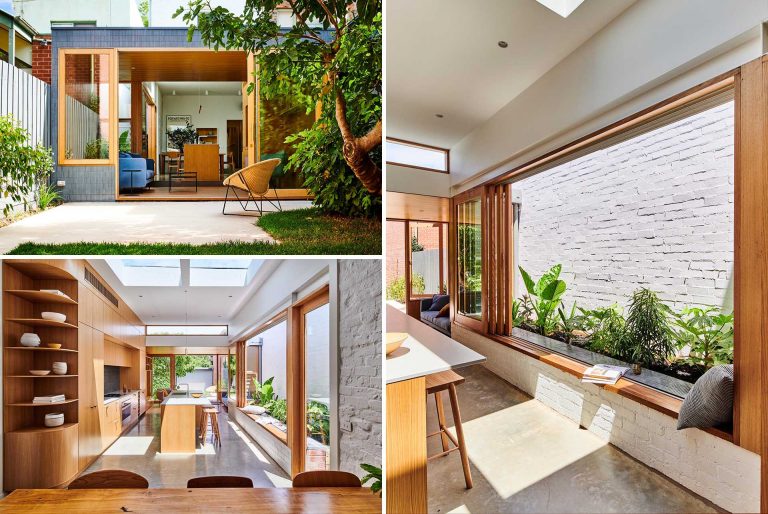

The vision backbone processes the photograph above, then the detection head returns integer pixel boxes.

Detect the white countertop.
[386,304,486,384]
[161,396,213,407]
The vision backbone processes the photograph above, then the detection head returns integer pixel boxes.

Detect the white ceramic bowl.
[41,312,67,323]
[52,362,67,375]
[29,370,51,376]
[386,332,408,355]
[44,413,65,427]
[20,333,41,347]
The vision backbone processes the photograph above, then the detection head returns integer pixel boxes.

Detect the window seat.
[242,411,288,445]
[228,401,290,475]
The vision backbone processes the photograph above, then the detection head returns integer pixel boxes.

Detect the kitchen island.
[385,303,485,514]
[160,392,212,453]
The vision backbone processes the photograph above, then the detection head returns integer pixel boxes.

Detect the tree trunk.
[335,90,382,194]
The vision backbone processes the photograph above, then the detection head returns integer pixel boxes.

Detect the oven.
[121,399,131,423]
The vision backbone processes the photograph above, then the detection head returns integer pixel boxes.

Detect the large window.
[304,302,330,471]
[386,138,449,172]
[174,355,214,393]
[60,50,114,164]
[385,220,407,304]
[259,92,314,189]
[456,196,482,322]
[246,320,288,435]
[146,325,228,336]
[409,222,447,297]
[151,356,171,400]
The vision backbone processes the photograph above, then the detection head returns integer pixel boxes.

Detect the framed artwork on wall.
[166,115,192,149]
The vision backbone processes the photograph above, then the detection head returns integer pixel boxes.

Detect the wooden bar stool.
[426,370,473,489]
[200,407,222,446]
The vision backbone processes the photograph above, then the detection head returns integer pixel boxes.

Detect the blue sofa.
[420,294,451,336]
[119,152,155,191]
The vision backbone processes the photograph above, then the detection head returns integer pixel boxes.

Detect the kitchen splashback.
[104,365,121,394]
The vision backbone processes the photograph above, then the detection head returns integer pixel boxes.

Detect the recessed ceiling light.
[497,41,508,48]
[435,114,444,118]
[228,295,233,298]
[138,295,143,298]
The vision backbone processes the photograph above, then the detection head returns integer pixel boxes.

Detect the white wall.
[253,321,288,399]
[386,163,451,197]
[13,0,143,34]
[451,0,767,191]
[149,0,294,28]
[160,93,242,154]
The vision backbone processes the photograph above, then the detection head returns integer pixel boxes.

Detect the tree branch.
[335,89,381,194]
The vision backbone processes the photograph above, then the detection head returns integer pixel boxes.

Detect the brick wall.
[452,323,761,513]
[32,36,51,84]
[337,260,382,475]
[386,220,405,286]
[515,101,734,312]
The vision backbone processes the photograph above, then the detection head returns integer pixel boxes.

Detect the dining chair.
[292,471,362,488]
[222,158,282,215]
[187,476,254,488]
[68,470,149,489]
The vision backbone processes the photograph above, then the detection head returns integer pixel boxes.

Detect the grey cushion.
[677,365,733,430]
[428,294,450,312]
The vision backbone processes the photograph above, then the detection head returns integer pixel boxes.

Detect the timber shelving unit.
[3,261,80,490]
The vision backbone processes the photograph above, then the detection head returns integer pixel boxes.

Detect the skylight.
[107,259,181,287]
[386,139,448,172]
[146,325,228,336]
[189,259,263,287]
[535,0,586,18]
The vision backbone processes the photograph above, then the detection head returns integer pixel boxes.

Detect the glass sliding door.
[304,302,330,471]
[456,196,483,323]
[151,356,171,400]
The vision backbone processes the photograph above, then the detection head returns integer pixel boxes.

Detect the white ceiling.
[386,0,635,149]
[157,81,243,97]
[88,259,282,346]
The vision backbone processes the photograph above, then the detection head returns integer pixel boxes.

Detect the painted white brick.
[453,324,760,513]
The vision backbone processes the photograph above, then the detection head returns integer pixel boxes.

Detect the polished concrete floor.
[427,365,723,514]
[84,406,291,488]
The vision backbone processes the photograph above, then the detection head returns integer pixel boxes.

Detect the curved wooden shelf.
[7,375,78,378]
[9,422,78,434]
[5,318,77,329]
[5,347,78,353]
[4,261,78,280]
[7,400,78,407]
[5,290,77,305]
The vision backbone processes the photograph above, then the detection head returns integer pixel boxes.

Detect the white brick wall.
[453,323,760,513]
[516,102,734,311]
[337,260,382,475]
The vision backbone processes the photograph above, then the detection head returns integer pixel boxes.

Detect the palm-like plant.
[619,288,674,367]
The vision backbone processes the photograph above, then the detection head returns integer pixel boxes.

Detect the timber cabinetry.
[78,325,104,470]
[2,261,80,490]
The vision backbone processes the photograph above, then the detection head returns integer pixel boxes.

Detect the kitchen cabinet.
[78,325,104,471]
[104,339,132,367]
[103,400,122,446]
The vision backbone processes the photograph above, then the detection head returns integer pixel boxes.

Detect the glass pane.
[386,220,406,304]
[386,140,447,171]
[305,303,330,471]
[64,52,111,160]
[151,357,170,400]
[174,355,213,393]
[259,92,314,189]
[219,355,229,401]
[228,352,237,401]
[146,325,228,336]
[457,199,482,319]
[410,222,443,296]
[246,321,288,439]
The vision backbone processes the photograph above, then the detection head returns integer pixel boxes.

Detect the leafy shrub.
[519,264,567,335]
[578,304,626,355]
[672,307,734,368]
[385,274,425,303]
[361,464,382,495]
[306,400,330,444]
[267,398,287,424]
[37,183,62,210]
[119,130,131,152]
[84,139,109,159]
[166,122,197,153]
[618,288,675,367]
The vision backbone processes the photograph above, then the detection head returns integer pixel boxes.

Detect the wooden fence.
[0,59,51,146]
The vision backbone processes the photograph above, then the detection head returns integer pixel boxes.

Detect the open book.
[581,364,629,385]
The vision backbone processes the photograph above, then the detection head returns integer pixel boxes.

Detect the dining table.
[0,487,382,513]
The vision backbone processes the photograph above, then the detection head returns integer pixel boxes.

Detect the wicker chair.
[222,158,282,215]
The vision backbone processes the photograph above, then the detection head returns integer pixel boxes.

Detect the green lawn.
[8,208,381,255]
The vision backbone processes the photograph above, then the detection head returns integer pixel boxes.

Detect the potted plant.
[619,288,675,374]
[166,122,198,157]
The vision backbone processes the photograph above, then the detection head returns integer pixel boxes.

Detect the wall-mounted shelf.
[5,318,78,329]
[8,422,78,434]
[5,290,78,305]
[6,400,79,407]
[5,347,78,353]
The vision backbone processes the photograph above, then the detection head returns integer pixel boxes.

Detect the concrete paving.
[0,201,312,253]
[427,365,722,514]
[83,406,292,488]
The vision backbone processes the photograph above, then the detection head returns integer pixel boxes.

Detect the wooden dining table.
[0,487,382,513]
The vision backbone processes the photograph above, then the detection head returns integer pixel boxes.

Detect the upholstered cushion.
[242,405,267,415]
[677,365,733,430]
[437,303,450,318]
[428,294,450,312]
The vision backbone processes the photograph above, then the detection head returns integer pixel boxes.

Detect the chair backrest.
[292,471,362,488]
[69,470,149,489]
[187,475,254,488]
[231,158,281,195]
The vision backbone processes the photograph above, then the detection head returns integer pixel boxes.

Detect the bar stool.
[200,407,222,446]
[426,369,473,489]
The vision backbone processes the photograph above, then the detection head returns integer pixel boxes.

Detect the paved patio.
[0,201,312,253]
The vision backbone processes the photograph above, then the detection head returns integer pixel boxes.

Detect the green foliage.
[84,139,109,159]
[519,264,567,336]
[578,305,626,355]
[36,183,62,211]
[166,122,197,152]
[306,400,330,444]
[177,0,382,218]
[672,307,734,368]
[266,398,287,424]
[360,463,382,495]
[250,376,276,406]
[619,288,675,367]
[0,115,54,216]
[411,236,424,252]
[138,0,149,27]
[457,224,481,292]
[119,130,131,152]
[385,274,424,303]
[175,355,213,378]
[152,358,170,398]
[557,302,578,343]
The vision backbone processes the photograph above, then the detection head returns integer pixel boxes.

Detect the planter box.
[229,400,290,475]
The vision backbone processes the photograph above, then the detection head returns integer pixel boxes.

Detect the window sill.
[240,408,288,445]
[470,327,733,444]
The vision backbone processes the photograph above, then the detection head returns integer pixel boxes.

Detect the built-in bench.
[228,401,290,475]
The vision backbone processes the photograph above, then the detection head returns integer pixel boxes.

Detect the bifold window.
[386,138,448,172]
[146,325,228,336]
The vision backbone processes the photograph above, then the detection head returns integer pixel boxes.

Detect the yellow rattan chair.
[222,158,282,215]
